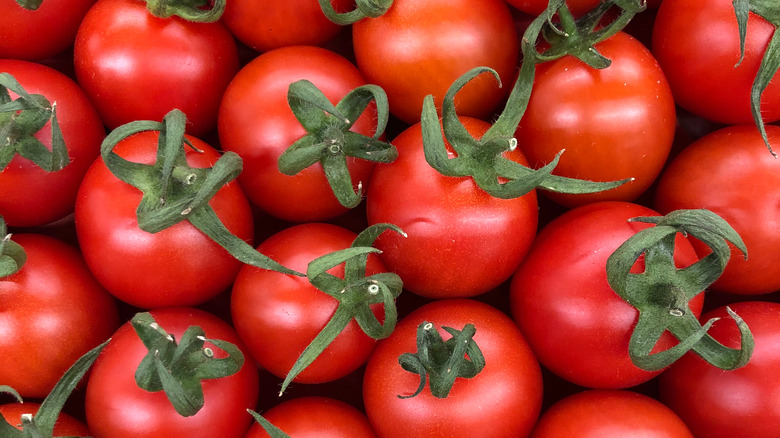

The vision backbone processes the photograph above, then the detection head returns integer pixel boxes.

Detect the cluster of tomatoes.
[1,0,780,437]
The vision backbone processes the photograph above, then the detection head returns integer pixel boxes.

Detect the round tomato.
[75,131,255,308]
[515,31,676,208]
[363,299,543,438]
[73,0,239,136]
[0,233,119,398]
[85,307,259,438]
[505,0,601,17]
[0,402,91,436]
[366,117,538,299]
[352,0,519,125]
[510,201,703,389]
[244,396,376,438]
[654,125,780,295]
[218,45,377,223]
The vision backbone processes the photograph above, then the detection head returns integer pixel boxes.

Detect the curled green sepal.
[397,322,485,399]
[0,340,109,438]
[0,216,26,278]
[278,223,406,396]
[247,410,291,438]
[606,208,753,371]
[317,0,393,25]
[278,79,397,209]
[732,0,780,156]
[0,73,68,172]
[131,312,244,417]
[143,0,225,22]
[101,108,303,277]
[13,0,44,10]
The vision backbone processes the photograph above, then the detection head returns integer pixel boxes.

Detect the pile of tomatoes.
[1,0,780,437]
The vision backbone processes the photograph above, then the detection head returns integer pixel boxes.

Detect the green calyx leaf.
[0,73,69,173]
[247,410,291,438]
[101,109,303,277]
[317,0,393,25]
[143,0,225,22]
[397,322,485,399]
[0,216,27,278]
[13,0,44,10]
[732,0,780,156]
[278,223,406,396]
[279,80,398,209]
[131,312,244,417]
[606,208,753,371]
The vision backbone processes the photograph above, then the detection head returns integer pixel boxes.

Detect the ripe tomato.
[515,31,676,208]
[366,117,538,298]
[510,201,703,389]
[659,301,780,438]
[654,125,780,295]
[363,299,543,438]
[218,45,377,223]
[0,402,91,436]
[0,59,105,227]
[85,307,259,438]
[73,0,239,136]
[505,0,601,17]
[75,131,255,308]
[0,233,119,398]
[244,396,377,438]
[352,0,519,124]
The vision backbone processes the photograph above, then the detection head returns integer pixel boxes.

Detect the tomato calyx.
[0,73,68,173]
[732,0,780,156]
[247,410,290,438]
[317,0,393,25]
[142,0,225,22]
[130,312,245,417]
[0,216,26,278]
[397,322,485,399]
[606,209,754,371]
[279,223,406,396]
[12,0,43,11]
[101,109,304,277]
[278,80,397,209]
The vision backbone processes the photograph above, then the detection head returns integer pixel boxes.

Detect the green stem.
[143,0,225,22]
[317,0,394,25]
[0,216,26,278]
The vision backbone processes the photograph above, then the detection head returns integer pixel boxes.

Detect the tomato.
[218,45,377,222]
[0,233,119,398]
[85,307,259,438]
[515,31,676,208]
[0,59,105,227]
[659,301,780,438]
[510,201,703,389]
[365,117,538,298]
[530,389,694,437]
[505,0,601,17]
[352,0,519,124]
[244,396,377,438]
[73,0,239,136]
[75,131,255,308]
[363,299,543,438]
[652,0,780,125]
[0,402,91,436]
[654,125,780,295]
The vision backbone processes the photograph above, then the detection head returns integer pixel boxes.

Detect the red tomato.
[366,117,538,298]
[363,299,543,438]
[510,201,703,389]
[75,131,255,308]
[515,31,676,208]
[0,402,91,436]
[0,59,105,227]
[85,307,259,438]
[505,0,601,17]
[244,396,377,438]
[530,389,694,437]
[652,0,780,125]
[0,233,119,398]
[659,301,780,438]
[218,45,377,222]
[73,0,239,136]
[352,0,519,124]
[654,125,780,295]
[231,223,386,385]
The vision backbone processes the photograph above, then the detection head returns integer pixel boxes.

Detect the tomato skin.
[352,0,519,125]
[529,389,694,438]
[0,402,91,436]
[231,223,386,384]
[654,125,780,295]
[73,0,239,136]
[510,201,703,389]
[363,299,543,438]
[218,45,376,223]
[75,131,254,309]
[505,0,601,17]
[652,0,780,125]
[244,396,377,438]
[0,60,105,227]
[0,234,119,399]
[659,301,780,438]
[515,31,676,208]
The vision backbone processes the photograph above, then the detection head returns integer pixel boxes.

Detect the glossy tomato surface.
[0,402,91,436]
[244,396,377,438]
